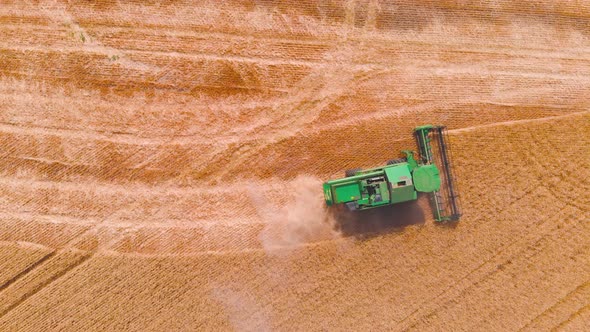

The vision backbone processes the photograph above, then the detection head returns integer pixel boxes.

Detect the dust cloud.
[210,285,271,332]
[253,176,340,252]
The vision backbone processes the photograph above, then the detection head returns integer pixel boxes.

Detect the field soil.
[0,1,589,331]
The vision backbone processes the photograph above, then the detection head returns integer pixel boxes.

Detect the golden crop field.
[0,0,589,330]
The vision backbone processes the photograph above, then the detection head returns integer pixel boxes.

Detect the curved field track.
[0,1,589,330]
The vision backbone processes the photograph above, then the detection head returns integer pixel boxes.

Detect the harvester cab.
[323,125,461,222]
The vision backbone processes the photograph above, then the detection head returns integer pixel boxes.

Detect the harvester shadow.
[329,200,425,240]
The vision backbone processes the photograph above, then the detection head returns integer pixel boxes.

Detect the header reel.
[414,125,462,222]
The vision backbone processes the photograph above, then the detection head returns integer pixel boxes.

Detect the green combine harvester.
[323,125,461,222]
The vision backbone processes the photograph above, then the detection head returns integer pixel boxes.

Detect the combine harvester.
[323,125,461,222]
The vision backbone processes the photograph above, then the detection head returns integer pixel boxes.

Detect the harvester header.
[323,125,461,222]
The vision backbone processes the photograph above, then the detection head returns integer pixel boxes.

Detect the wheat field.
[0,1,589,331]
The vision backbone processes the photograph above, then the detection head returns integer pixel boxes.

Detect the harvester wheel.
[345,168,362,177]
[387,158,407,165]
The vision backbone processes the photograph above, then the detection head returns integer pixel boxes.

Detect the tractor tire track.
[551,304,590,331]
[400,205,587,331]
[396,193,579,330]
[519,280,590,331]
[0,251,55,293]
[0,250,92,319]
